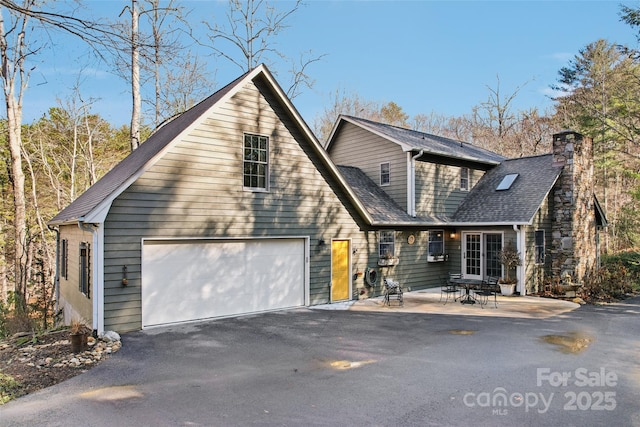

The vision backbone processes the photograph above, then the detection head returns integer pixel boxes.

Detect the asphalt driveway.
[2,295,640,426]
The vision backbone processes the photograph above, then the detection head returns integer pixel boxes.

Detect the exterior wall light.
[122,265,129,286]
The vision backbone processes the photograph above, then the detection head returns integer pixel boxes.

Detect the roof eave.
[369,220,530,227]
[339,116,414,152]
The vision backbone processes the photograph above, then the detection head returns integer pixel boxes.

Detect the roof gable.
[326,115,505,166]
[49,70,252,225]
[49,65,372,226]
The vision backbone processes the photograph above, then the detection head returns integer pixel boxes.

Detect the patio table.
[450,278,484,305]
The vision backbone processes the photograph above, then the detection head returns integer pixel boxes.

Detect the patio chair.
[383,278,403,306]
[474,276,499,308]
[440,276,459,305]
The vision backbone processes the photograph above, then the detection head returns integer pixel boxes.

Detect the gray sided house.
[325,116,606,296]
[49,67,606,334]
[49,65,376,333]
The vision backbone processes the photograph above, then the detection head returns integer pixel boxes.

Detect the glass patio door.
[485,233,503,278]
[463,233,482,280]
[462,232,503,280]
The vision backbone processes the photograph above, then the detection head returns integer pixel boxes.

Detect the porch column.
[514,225,526,295]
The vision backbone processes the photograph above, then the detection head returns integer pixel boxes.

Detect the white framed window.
[378,230,395,258]
[460,167,469,191]
[535,230,545,264]
[243,133,269,190]
[380,162,390,186]
[428,230,444,256]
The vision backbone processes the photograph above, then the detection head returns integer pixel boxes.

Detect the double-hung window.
[243,133,269,190]
[535,230,545,264]
[380,162,390,186]
[460,167,469,191]
[379,230,395,258]
[428,230,444,257]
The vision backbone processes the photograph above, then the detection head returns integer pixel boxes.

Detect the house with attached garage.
[49,65,381,333]
[49,65,605,334]
[325,116,606,297]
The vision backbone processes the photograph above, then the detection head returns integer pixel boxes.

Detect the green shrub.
[0,373,23,404]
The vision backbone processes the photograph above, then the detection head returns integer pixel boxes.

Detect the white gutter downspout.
[79,222,104,335]
[409,150,424,217]
[513,224,526,295]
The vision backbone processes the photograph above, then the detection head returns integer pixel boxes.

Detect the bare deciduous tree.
[201,0,324,99]
[1,3,33,311]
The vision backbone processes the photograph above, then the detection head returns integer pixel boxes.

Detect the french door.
[462,232,503,280]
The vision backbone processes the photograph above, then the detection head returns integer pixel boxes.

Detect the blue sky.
[19,1,639,128]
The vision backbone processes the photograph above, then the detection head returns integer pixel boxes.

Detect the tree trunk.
[5,95,28,312]
[130,0,141,151]
[1,12,29,312]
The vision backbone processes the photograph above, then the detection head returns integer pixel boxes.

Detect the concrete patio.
[315,287,580,319]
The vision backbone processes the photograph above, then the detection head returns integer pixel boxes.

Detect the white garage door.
[141,238,306,327]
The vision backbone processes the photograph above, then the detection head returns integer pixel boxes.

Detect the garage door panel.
[142,239,305,327]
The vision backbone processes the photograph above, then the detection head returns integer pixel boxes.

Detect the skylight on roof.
[496,173,519,191]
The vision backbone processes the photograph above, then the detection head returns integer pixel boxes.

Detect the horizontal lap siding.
[329,122,407,211]
[58,225,94,324]
[415,162,485,218]
[103,80,365,332]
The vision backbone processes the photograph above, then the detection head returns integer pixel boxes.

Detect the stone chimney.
[551,131,597,282]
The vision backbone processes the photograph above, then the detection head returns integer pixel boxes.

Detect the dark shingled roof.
[338,115,506,165]
[49,70,251,225]
[452,154,563,224]
[336,165,447,225]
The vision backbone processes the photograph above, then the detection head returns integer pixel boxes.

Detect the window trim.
[243,133,270,192]
[460,167,469,191]
[535,230,545,265]
[378,230,395,258]
[380,162,390,186]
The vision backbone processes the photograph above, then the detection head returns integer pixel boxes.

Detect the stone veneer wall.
[551,131,597,282]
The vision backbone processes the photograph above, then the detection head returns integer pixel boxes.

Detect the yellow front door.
[331,240,350,301]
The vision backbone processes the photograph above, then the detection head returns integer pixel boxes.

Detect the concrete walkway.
[314,287,580,319]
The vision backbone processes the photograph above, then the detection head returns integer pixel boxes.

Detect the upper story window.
[380,162,390,186]
[460,167,469,191]
[379,230,395,258]
[535,230,545,264]
[243,133,269,190]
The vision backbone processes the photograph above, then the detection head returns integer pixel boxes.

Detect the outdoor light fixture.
[450,230,457,239]
[122,265,128,286]
[318,239,325,247]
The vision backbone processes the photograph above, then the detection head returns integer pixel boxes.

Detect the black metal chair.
[383,278,403,306]
[474,276,500,308]
[440,276,459,305]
